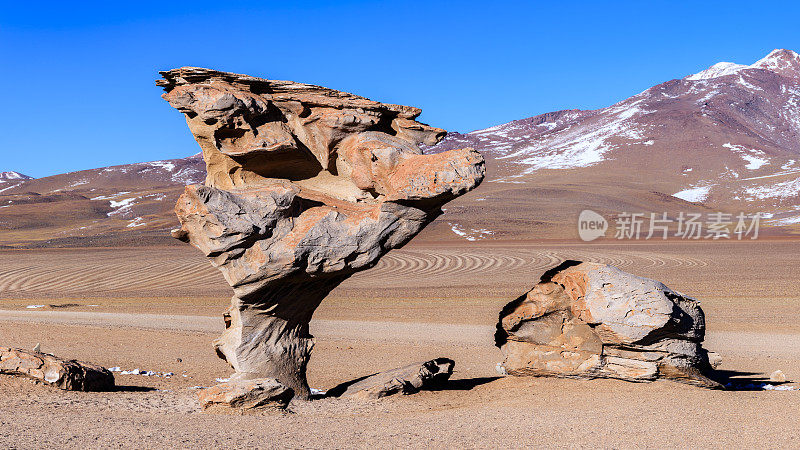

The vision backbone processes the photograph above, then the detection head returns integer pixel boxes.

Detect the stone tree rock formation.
[158,67,485,399]
[496,261,721,388]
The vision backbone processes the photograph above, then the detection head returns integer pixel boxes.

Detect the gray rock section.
[328,358,455,399]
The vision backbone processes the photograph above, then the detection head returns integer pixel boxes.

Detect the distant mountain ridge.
[2,49,799,246]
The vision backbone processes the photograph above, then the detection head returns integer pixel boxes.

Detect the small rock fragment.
[707,352,723,369]
[198,378,293,412]
[770,370,787,383]
[328,358,455,399]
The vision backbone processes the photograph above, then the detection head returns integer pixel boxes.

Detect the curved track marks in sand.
[0,250,223,296]
[0,247,709,296]
[346,247,709,287]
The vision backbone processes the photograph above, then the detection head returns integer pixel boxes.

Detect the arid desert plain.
[1,239,798,447]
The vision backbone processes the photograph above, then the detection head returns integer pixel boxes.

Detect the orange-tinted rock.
[0,347,114,391]
[495,261,721,388]
[159,68,484,400]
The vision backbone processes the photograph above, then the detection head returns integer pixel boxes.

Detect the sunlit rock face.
[496,261,721,388]
[159,67,485,399]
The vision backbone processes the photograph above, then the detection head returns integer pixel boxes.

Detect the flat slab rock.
[328,358,455,399]
[0,347,114,391]
[198,378,294,412]
[495,261,722,388]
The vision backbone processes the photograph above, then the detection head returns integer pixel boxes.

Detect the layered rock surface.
[495,261,720,388]
[0,347,115,391]
[159,67,485,399]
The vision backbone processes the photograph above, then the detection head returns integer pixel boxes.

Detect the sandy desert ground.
[1,240,799,448]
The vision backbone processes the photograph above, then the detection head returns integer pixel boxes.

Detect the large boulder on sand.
[495,261,721,388]
[158,67,485,400]
[0,347,114,391]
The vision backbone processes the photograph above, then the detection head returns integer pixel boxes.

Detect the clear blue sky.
[2,1,799,178]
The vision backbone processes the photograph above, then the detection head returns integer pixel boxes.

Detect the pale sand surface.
[1,241,799,447]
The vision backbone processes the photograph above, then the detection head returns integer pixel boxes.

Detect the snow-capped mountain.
[0,171,32,182]
[687,49,800,80]
[427,48,800,237]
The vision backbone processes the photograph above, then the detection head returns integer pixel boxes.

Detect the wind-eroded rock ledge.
[159,67,485,400]
[496,261,721,388]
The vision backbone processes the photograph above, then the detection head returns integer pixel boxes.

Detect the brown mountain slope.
[0,155,203,247]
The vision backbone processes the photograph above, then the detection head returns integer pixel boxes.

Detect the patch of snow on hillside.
[172,167,203,185]
[723,143,769,170]
[101,167,129,174]
[127,217,146,228]
[744,178,800,200]
[449,223,494,241]
[0,183,20,194]
[737,74,763,91]
[450,223,472,241]
[470,123,506,135]
[109,198,136,208]
[723,166,740,179]
[108,197,138,217]
[741,154,769,170]
[498,98,648,172]
[91,191,130,201]
[673,185,712,203]
[769,215,800,226]
[149,161,176,172]
[696,90,720,104]
[781,88,800,133]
